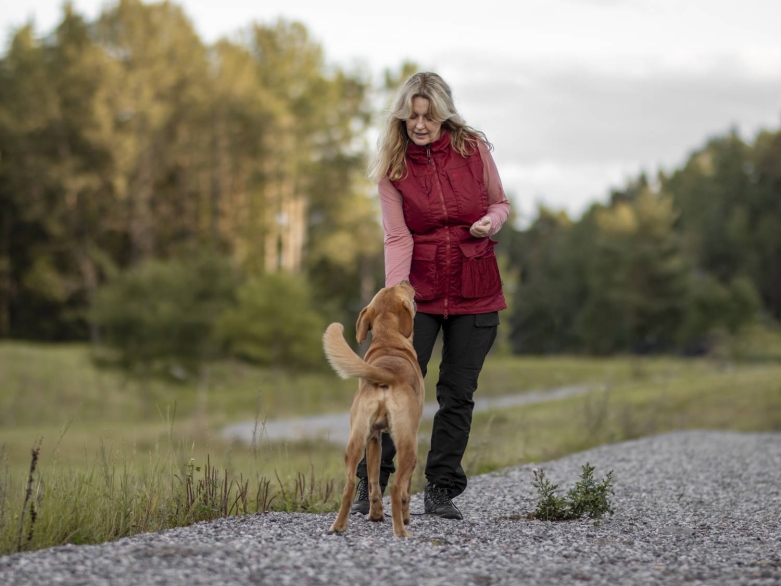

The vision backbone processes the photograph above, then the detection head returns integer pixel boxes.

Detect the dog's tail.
[323,323,396,386]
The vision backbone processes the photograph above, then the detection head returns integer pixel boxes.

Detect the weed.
[17,439,41,552]
[180,455,264,522]
[0,440,339,555]
[528,462,614,523]
[255,476,275,512]
[566,463,614,520]
[529,468,568,521]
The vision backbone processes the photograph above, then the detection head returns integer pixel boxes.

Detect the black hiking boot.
[350,477,387,515]
[424,482,463,520]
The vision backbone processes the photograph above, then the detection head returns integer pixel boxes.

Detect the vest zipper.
[429,145,449,319]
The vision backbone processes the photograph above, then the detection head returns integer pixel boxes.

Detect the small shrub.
[566,463,614,520]
[90,252,238,374]
[216,273,328,370]
[528,462,614,522]
[529,468,568,521]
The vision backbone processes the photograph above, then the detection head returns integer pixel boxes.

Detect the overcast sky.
[3,0,781,223]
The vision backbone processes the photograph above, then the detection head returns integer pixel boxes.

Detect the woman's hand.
[469,216,492,238]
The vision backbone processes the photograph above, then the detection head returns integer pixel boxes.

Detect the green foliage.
[508,207,582,354]
[0,439,337,556]
[576,192,689,354]
[529,463,615,522]
[216,273,328,370]
[566,463,615,520]
[90,253,237,373]
[2,342,781,553]
[664,130,781,321]
[510,193,697,355]
[2,0,780,359]
[529,468,568,521]
[0,3,379,341]
[509,149,771,355]
[678,275,761,352]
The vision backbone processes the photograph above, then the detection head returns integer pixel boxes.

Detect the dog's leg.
[329,426,367,534]
[404,476,413,526]
[389,433,416,538]
[365,432,386,522]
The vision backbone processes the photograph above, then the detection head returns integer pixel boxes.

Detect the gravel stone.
[1,430,780,585]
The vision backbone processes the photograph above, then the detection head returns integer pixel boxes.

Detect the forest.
[1,0,779,370]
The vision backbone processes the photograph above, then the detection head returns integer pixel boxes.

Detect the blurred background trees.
[0,0,380,372]
[0,0,779,371]
[502,132,773,356]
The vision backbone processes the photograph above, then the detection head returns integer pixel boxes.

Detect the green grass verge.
[1,341,780,555]
[461,363,781,477]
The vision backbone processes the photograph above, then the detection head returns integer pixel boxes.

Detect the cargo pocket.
[409,243,439,301]
[459,239,502,299]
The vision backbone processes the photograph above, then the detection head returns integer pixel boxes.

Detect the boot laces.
[430,485,454,506]
[356,478,384,500]
[356,478,370,501]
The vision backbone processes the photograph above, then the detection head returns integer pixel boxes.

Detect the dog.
[323,280,424,538]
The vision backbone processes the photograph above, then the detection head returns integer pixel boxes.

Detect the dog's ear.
[398,301,414,338]
[356,306,373,343]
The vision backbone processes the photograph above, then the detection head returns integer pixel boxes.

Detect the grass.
[0,342,703,426]
[458,362,781,476]
[0,341,696,474]
[1,329,781,555]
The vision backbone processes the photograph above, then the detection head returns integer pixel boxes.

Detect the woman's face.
[405,96,442,146]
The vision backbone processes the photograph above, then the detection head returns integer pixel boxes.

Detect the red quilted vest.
[390,131,507,317]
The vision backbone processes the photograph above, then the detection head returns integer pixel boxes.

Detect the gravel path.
[2,430,780,585]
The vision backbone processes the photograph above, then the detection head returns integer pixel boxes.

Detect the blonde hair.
[368,72,492,183]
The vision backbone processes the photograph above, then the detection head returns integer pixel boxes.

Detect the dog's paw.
[328,523,346,534]
[393,527,411,538]
[366,512,386,523]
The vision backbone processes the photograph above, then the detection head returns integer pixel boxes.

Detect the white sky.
[3,0,781,224]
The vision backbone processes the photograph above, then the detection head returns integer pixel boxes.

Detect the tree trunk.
[130,115,155,264]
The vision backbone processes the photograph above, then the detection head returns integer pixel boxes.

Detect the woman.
[354,72,511,520]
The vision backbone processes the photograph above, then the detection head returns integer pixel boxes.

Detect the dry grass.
[1,337,780,554]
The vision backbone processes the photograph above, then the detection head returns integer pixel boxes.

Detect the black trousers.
[355,311,499,498]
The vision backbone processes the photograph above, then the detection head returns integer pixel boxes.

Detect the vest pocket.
[446,161,488,220]
[459,239,502,299]
[409,243,439,301]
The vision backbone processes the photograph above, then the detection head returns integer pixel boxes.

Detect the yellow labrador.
[323,281,424,538]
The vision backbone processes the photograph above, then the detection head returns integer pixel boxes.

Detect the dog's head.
[356,280,416,343]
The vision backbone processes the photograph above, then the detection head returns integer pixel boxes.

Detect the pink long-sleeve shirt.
[379,141,511,287]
